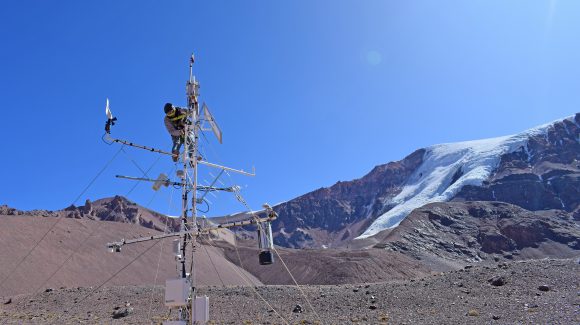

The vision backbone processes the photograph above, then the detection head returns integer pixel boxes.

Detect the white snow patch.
[563,122,571,136]
[524,143,532,163]
[557,196,566,209]
[357,119,563,239]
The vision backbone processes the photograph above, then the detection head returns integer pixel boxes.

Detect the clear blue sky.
[1,0,578,217]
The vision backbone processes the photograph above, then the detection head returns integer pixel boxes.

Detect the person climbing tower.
[164,102,188,162]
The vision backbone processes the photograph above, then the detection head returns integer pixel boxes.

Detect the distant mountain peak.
[359,115,578,238]
[0,196,181,233]
[256,113,579,249]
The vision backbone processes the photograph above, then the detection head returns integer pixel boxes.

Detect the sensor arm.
[107,213,277,252]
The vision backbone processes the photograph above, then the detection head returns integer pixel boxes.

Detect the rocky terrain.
[0,209,433,297]
[373,201,580,270]
[216,241,431,285]
[0,214,260,297]
[232,113,580,249]
[455,115,580,214]
[220,148,426,249]
[1,257,578,324]
[0,196,181,233]
[1,114,579,324]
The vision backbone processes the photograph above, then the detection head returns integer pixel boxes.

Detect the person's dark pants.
[171,135,184,161]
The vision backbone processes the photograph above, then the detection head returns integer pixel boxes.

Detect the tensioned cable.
[203,235,289,325]
[75,240,161,305]
[0,146,125,293]
[232,190,323,324]
[182,133,291,323]
[204,236,253,286]
[29,153,163,295]
[203,150,319,321]
[64,175,168,322]
[195,131,321,323]
[121,147,149,176]
[147,185,176,320]
[121,147,154,194]
[201,240,225,286]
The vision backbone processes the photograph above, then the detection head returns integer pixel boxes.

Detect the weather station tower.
[102,54,276,324]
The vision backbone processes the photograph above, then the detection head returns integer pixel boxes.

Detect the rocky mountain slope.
[0,203,433,297]
[374,201,580,269]
[0,214,260,297]
[0,196,181,232]
[246,113,580,249]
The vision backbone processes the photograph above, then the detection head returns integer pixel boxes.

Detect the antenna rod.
[189,53,194,83]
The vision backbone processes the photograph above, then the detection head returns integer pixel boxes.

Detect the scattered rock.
[538,285,550,292]
[353,288,359,292]
[369,305,377,310]
[467,309,479,316]
[464,265,473,270]
[44,288,53,293]
[488,276,507,286]
[292,304,303,313]
[492,315,500,320]
[3,298,11,305]
[112,307,132,319]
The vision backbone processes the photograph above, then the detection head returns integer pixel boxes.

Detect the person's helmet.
[164,103,174,114]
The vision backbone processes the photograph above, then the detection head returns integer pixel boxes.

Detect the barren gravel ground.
[1,257,579,324]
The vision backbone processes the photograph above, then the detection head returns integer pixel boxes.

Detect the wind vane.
[101,54,275,324]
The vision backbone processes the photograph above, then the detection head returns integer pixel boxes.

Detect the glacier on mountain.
[357,117,570,239]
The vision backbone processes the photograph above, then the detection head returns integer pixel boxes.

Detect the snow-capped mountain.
[359,117,576,238]
[264,113,580,248]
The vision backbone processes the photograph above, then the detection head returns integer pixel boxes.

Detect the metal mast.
[104,55,277,325]
[183,53,200,322]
